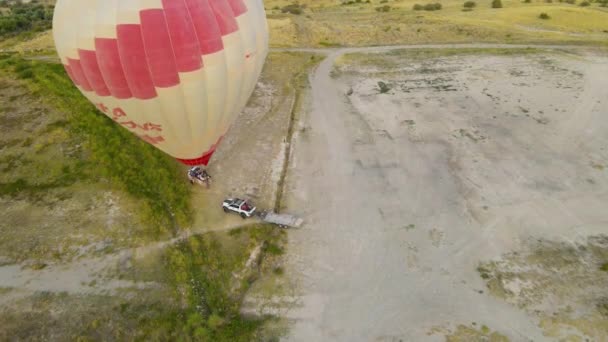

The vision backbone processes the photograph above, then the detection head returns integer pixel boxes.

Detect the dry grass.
[265,0,608,47]
[4,0,606,54]
[445,324,510,342]
[10,30,55,53]
[477,236,608,341]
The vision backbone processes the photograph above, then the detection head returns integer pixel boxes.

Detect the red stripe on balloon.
[210,0,238,35]
[117,24,158,100]
[65,1,247,99]
[140,9,180,88]
[227,0,247,17]
[162,0,203,73]
[185,0,225,55]
[63,64,79,86]
[177,149,216,166]
[78,49,111,97]
[68,58,93,91]
[95,38,133,99]
[176,136,223,166]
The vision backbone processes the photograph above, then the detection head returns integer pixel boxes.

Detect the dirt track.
[282,47,608,340]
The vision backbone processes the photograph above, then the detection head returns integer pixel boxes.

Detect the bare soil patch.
[283,47,608,340]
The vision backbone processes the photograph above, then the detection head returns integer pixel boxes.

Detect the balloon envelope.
[53,0,269,166]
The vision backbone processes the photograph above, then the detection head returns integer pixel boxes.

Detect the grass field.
[0,45,317,339]
[0,54,192,243]
[0,58,163,263]
[0,225,287,341]
[2,0,606,53]
[265,0,608,47]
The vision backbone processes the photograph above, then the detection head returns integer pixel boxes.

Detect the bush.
[539,12,551,19]
[376,5,391,11]
[16,68,34,79]
[265,243,284,255]
[579,1,590,5]
[565,0,576,4]
[378,81,391,94]
[341,0,369,4]
[281,3,304,14]
[464,1,477,7]
[414,2,442,10]
[0,1,53,38]
[523,0,532,3]
[492,0,503,7]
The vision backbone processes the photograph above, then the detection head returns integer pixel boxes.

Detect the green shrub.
[492,0,503,8]
[376,4,391,11]
[523,0,532,3]
[0,1,53,38]
[601,263,608,272]
[341,0,372,4]
[414,2,442,10]
[579,1,590,5]
[16,68,34,79]
[464,1,477,7]
[281,3,304,14]
[378,81,391,94]
[424,2,443,10]
[265,243,284,255]
[565,0,576,4]
[539,12,551,19]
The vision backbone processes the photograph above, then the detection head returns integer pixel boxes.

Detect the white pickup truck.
[222,198,304,228]
[222,198,256,219]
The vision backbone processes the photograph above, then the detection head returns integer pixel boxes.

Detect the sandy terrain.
[282,47,608,340]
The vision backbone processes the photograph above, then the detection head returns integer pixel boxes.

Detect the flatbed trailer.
[258,211,304,228]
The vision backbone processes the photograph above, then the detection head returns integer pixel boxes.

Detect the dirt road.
[282,47,608,340]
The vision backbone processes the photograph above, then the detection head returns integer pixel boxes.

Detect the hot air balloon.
[52,0,269,166]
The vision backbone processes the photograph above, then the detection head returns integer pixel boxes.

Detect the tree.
[492,0,503,8]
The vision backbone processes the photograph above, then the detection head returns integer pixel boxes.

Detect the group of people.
[188,167,212,188]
